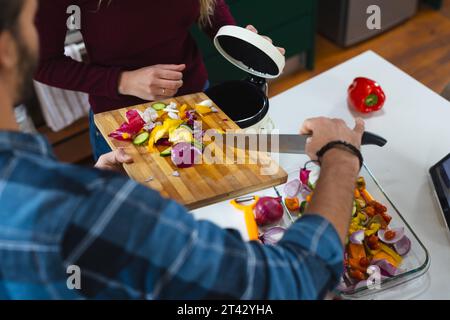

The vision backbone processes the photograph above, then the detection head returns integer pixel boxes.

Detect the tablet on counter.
[429,153,450,232]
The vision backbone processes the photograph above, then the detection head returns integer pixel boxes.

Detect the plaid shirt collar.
[0,131,56,160]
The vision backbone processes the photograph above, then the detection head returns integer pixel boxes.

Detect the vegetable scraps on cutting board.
[108,100,220,172]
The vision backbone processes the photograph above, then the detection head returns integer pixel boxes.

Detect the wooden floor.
[269,0,450,98]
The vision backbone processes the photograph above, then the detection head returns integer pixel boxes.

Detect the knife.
[219,131,387,154]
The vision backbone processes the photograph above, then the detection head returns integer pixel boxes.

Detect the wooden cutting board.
[94,92,287,209]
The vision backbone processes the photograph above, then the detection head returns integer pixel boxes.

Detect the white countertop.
[192,51,450,299]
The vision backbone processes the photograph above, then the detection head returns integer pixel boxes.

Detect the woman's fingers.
[156,87,177,97]
[153,78,183,90]
[262,35,273,44]
[246,24,258,33]
[156,68,183,81]
[155,64,186,71]
[246,25,285,55]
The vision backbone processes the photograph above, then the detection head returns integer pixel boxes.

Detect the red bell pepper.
[348,77,386,114]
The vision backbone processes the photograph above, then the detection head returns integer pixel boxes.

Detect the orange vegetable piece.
[348,258,366,272]
[359,257,370,268]
[354,189,361,199]
[349,269,366,281]
[361,189,375,204]
[365,206,376,217]
[348,243,366,260]
[285,197,300,211]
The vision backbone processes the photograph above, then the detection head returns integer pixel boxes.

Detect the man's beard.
[14,35,38,105]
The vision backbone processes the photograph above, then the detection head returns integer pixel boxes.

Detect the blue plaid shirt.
[0,131,344,300]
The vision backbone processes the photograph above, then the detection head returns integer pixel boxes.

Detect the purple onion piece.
[394,235,411,256]
[372,259,399,276]
[349,230,365,245]
[284,179,301,198]
[260,227,286,245]
[171,142,202,168]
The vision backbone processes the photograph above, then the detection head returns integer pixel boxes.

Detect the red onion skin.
[255,197,283,226]
[171,143,201,168]
[372,259,399,276]
[394,235,411,256]
[260,227,286,245]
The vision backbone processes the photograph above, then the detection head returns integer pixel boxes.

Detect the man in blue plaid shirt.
[0,0,365,299]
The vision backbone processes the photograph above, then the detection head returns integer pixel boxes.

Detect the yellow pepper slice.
[163,119,183,133]
[195,105,212,115]
[179,104,188,119]
[147,125,166,152]
[379,243,403,265]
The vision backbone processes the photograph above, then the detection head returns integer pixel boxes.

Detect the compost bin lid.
[214,25,285,79]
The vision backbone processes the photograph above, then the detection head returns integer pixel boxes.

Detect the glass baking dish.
[273,162,431,299]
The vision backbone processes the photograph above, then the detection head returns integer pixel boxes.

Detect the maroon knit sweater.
[34,0,235,113]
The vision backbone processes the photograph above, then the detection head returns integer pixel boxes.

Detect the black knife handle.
[362,131,387,147]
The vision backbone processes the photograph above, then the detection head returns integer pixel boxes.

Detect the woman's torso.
[76,0,208,111]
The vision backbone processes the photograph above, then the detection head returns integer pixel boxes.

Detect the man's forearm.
[305,149,360,244]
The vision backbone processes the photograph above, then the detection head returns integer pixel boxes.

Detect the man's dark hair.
[0,0,25,34]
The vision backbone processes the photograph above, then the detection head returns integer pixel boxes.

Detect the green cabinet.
[191,0,317,85]
[424,0,443,9]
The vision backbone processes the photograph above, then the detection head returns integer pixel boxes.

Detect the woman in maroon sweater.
[34,0,283,160]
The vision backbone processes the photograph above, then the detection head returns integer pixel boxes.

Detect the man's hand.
[300,117,365,245]
[300,117,365,166]
[95,148,134,172]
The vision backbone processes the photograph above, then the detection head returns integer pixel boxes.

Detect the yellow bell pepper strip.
[194,104,212,115]
[163,119,183,133]
[179,104,188,119]
[379,243,403,266]
[147,125,166,152]
[372,251,399,268]
[284,197,300,211]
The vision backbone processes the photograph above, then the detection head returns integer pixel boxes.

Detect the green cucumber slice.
[133,132,149,145]
[179,124,194,133]
[160,147,172,157]
[152,102,167,111]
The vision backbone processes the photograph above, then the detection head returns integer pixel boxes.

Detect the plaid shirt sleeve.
[62,173,344,300]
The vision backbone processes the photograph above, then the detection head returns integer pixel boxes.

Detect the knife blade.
[220,131,387,154]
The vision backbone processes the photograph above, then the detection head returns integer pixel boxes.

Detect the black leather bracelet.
[316,141,363,170]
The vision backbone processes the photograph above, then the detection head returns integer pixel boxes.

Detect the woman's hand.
[119,64,186,101]
[245,25,286,55]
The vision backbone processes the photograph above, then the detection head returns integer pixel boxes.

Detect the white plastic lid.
[214,25,285,79]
